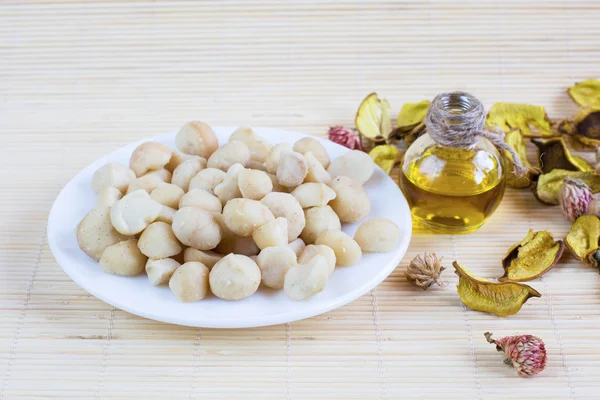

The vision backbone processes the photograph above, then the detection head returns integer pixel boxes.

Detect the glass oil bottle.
[398,92,506,234]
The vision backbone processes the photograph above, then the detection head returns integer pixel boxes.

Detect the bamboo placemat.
[2,1,600,399]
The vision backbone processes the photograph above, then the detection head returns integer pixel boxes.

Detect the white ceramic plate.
[48,127,412,328]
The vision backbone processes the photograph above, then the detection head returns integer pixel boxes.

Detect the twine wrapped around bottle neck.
[425,91,528,177]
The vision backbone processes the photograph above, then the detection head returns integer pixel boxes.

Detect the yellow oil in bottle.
[399,145,505,233]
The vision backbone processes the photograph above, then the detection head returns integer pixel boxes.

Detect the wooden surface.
[2,1,600,399]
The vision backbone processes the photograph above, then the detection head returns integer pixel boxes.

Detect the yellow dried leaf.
[502,129,538,188]
[486,103,553,137]
[532,137,593,174]
[568,79,600,108]
[559,107,600,147]
[565,215,600,261]
[355,93,393,142]
[453,262,541,317]
[535,169,600,205]
[500,229,564,282]
[369,145,399,174]
[397,100,430,130]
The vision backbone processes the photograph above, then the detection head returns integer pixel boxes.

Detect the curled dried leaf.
[565,215,600,262]
[453,262,541,317]
[535,169,600,205]
[503,129,539,188]
[486,103,553,137]
[532,137,593,174]
[559,107,600,147]
[369,145,399,174]
[568,79,600,108]
[500,229,564,282]
[391,100,430,147]
[355,93,393,143]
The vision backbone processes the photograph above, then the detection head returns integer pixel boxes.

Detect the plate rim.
[47,127,412,328]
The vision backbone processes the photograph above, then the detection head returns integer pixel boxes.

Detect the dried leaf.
[486,103,553,137]
[397,100,430,130]
[565,215,600,262]
[532,137,593,174]
[558,107,600,147]
[500,229,564,282]
[535,169,600,205]
[355,93,393,142]
[568,79,600,108]
[369,145,399,174]
[503,129,538,188]
[453,262,541,317]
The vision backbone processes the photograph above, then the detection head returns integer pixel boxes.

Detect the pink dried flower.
[558,178,593,221]
[485,332,547,377]
[328,126,362,150]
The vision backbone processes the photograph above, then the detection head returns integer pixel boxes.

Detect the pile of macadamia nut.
[77,122,401,302]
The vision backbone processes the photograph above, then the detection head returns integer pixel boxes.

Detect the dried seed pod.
[355,93,393,144]
[559,107,600,147]
[484,332,547,377]
[393,100,429,147]
[535,169,600,205]
[502,129,539,188]
[453,262,541,317]
[565,215,600,262]
[500,229,564,282]
[532,137,592,174]
[368,145,399,175]
[405,253,445,290]
[486,103,553,137]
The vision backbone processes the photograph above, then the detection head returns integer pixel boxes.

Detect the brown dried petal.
[532,137,593,174]
[535,169,600,205]
[565,215,600,262]
[500,229,564,282]
[453,262,541,317]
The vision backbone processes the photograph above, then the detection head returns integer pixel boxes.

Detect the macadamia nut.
[129,142,173,177]
[256,246,297,289]
[213,163,244,205]
[315,230,362,266]
[169,261,210,302]
[189,168,227,195]
[327,150,375,185]
[77,208,130,260]
[229,126,272,163]
[184,248,223,269]
[126,174,165,194]
[100,239,147,276]
[172,207,222,250]
[150,183,184,209]
[260,193,305,241]
[252,217,288,250]
[354,218,400,252]
[207,140,251,171]
[110,189,163,235]
[172,157,207,192]
[215,236,260,257]
[209,254,261,300]
[175,121,219,158]
[179,189,222,213]
[287,238,306,258]
[92,163,136,193]
[300,205,341,244]
[155,205,176,224]
[328,176,371,223]
[291,183,336,209]
[146,258,180,285]
[238,168,273,200]
[222,198,274,237]
[283,255,330,301]
[277,152,308,188]
[95,187,123,209]
[293,137,330,168]
[298,244,336,275]
[304,151,331,184]
[138,221,182,259]
[266,143,293,174]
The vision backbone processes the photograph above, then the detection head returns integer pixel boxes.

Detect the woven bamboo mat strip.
[1,1,600,399]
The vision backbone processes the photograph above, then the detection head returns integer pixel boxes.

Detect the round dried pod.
[179,189,222,213]
[298,244,336,275]
[100,239,147,276]
[169,261,210,302]
[95,186,123,209]
[229,126,272,163]
[92,162,136,193]
[110,189,163,235]
[172,157,207,192]
[304,151,331,184]
[238,168,273,200]
[222,198,275,237]
[287,238,306,258]
[327,150,375,185]
[293,137,330,168]
[155,205,176,224]
[256,246,297,289]
[277,152,308,188]
[261,192,305,241]
[354,218,400,252]
[266,143,293,174]
[150,183,185,209]
[213,163,244,205]
[300,205,341,244]
[142,168,172,183]
[138,221,182,259]
[189,168,227,195]
[209,254,261,300]
[328,176,371,223]
[183,248,223,269]
[129,142,173,177]
[77,208,130,260]
[252,217,288,250]
[175,121,219,158]
[215,236,260,257]
[165,152,202,173]
[291,183,336,208]
[207,140,251,171]
[283,255,330,301]
[172,207,222,250]
[315,230,362,266]
[146,258,180,285]
[126,175,165,194]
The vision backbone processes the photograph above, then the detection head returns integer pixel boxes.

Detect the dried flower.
[559,178,593,221]
[405,252,445,290]
[484,332,547,377]
[328,126,362,150]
